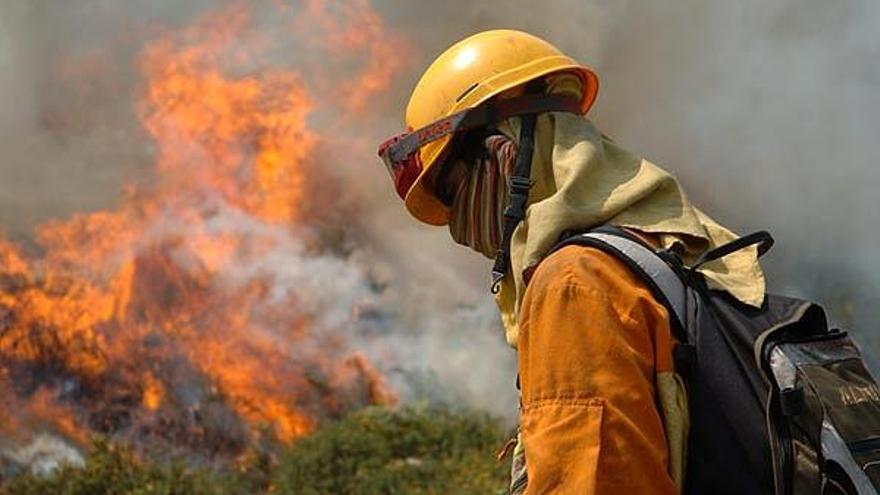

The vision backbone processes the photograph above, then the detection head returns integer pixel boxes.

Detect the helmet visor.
[377,110,468,199]
[377,94,583,200]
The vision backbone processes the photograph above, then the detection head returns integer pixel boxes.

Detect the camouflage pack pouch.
[757,304,880,494]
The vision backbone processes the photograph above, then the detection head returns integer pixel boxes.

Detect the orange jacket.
[517,243,679,494]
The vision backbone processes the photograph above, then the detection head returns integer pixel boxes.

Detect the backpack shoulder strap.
[552,226,688,340]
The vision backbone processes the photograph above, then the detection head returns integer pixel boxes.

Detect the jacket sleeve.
[517,245,678,495]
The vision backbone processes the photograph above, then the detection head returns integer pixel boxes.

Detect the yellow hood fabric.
[495,111,766,347]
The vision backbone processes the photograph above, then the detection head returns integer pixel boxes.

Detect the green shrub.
[1,438,249,495]
[273,404,509,495]
[1,405,510,495]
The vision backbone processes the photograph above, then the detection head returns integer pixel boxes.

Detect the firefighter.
[377,30,765,494]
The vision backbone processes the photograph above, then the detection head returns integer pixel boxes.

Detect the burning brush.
[0,0,406,467]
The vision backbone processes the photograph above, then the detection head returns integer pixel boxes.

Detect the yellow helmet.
[382,29,599,226]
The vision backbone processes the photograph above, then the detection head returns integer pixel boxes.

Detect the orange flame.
[0,0,406,450]
[141,373,164,411]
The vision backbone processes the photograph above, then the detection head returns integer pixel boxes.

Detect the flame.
[141,373,164,411]
[0,0,405,452]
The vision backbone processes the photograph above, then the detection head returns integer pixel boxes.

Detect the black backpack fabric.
[553,225,880,495]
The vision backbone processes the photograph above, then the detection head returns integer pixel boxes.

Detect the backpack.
[553,225,880,495]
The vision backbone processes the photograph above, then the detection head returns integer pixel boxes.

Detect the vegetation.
[0,406,510,495]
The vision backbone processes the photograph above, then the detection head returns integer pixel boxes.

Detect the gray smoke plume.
[0,0,878,433]
[0,0,518,429]
[2,434,84,476]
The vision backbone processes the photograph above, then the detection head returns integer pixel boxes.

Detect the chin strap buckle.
[490,267,506,294]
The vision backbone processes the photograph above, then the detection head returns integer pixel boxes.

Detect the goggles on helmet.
[377,94,583,200]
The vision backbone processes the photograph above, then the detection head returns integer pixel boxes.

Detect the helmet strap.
[490,112,537,294]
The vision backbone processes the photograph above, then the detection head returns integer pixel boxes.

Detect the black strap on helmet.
[383,94,581,164]
[490,112,538,293]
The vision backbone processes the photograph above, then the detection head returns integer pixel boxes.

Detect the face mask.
[447,134,517,259]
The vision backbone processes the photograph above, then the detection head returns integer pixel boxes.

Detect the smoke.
[0,1,217,241]
[0,0,518,430]
[0,0,878,433]
[2,434,84,476]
